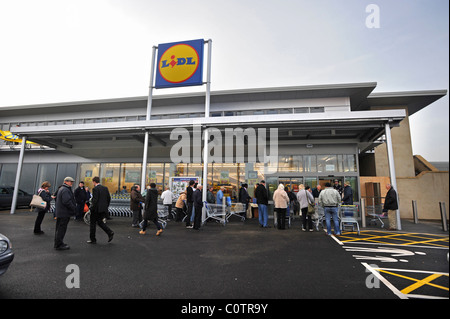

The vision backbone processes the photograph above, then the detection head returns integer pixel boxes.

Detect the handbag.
[83,203,89,213]
[30,191,46,210]
[305,190,315,215]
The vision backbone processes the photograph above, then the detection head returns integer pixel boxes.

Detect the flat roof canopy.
[5,82,446,159]
[11,109,405,159]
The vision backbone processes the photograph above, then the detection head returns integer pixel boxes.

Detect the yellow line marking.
[339,231,449,247]
[377,270,449,294]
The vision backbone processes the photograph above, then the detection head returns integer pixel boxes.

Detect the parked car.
[0,233,14,276]
[0,186,33,209]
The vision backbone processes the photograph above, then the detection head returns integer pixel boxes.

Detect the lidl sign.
[155,39,204,89]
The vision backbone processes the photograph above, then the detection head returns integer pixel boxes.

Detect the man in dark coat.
[193,184,203,230]
[88,176,114,243]
[255,180,269,227]
[185,180,195,228]
[383,183,399,230]
[140,183,163,236]
[130,184,145,227]
[74,181,88,220]
[54,177,77,250]
[239,183,250,220]
[342,181,353,205]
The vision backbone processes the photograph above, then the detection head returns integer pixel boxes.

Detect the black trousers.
[34,208,47,233]
[301,207,313,230]
[90,211,113,241]
[186,201,193,226]
[54,217,70,248]
[276,208,286,229]
[142,218,162,231]
[193,205,202,229]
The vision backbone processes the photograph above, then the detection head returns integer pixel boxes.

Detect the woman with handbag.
[296,184,315,232]
[33,181,54,235]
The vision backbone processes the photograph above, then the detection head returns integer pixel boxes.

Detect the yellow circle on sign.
[158,44,199,83]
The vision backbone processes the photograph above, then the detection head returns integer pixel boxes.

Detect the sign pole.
[202,39,212,223]
[141,46,157,191]
[11,135,27,214]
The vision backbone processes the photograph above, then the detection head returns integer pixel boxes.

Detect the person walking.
[273,183,289,230]
[297,184,315,232]
[54,177,77,250]
[130,184,144,227]
[318,182,342,236]
[33,181,54,235]
[254,180,269,228]
[88,176,114,244]
[140,183,163,236]
[193,184,203,230]
[383,183,399,231]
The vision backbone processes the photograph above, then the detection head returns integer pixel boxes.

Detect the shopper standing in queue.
[54,177,76,250]
[318,182,342,236]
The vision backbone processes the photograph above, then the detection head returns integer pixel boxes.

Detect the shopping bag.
[30,194,46,209]
[83,203,89,213]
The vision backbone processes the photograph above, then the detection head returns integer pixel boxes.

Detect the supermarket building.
[0,82,448,221]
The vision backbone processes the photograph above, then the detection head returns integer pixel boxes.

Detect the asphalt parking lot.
[0,209,448,303]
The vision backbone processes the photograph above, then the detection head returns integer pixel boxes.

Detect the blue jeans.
[258,204,268,227]
[324,206,340,235]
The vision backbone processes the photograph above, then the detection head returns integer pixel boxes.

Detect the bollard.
[412,200,419,224]
[360,198,366,228]
[440,202,448,232]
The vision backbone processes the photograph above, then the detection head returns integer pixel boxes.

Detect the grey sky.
[0,0,448,161]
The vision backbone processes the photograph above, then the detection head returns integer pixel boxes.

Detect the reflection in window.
[317,155,337,173]
[303,155,317,172]
[101,163,121,193]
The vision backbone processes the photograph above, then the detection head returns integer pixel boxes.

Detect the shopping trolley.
[203,202,227,226]
[83,210,107,226]
[157,204,169,229]
[312,203,324,231]
[226,202,246,222]
[339,204,360,235]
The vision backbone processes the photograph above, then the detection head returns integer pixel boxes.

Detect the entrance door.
[318,177,343,191]
[278,177,303,193]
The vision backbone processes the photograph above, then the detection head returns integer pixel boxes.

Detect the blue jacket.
[216,190,224,205]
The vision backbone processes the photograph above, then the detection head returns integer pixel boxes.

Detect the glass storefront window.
[304,177,317,189]
[120,163,141,193]
[36,163,57,193]
[278,155,302,172]
[147,163,164,192]
[55,164,77,188]
[338,154,357,172]
[80,163,100,190]
[317,155,337,173]
[101,163,120,193]
[303,155,317,172]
